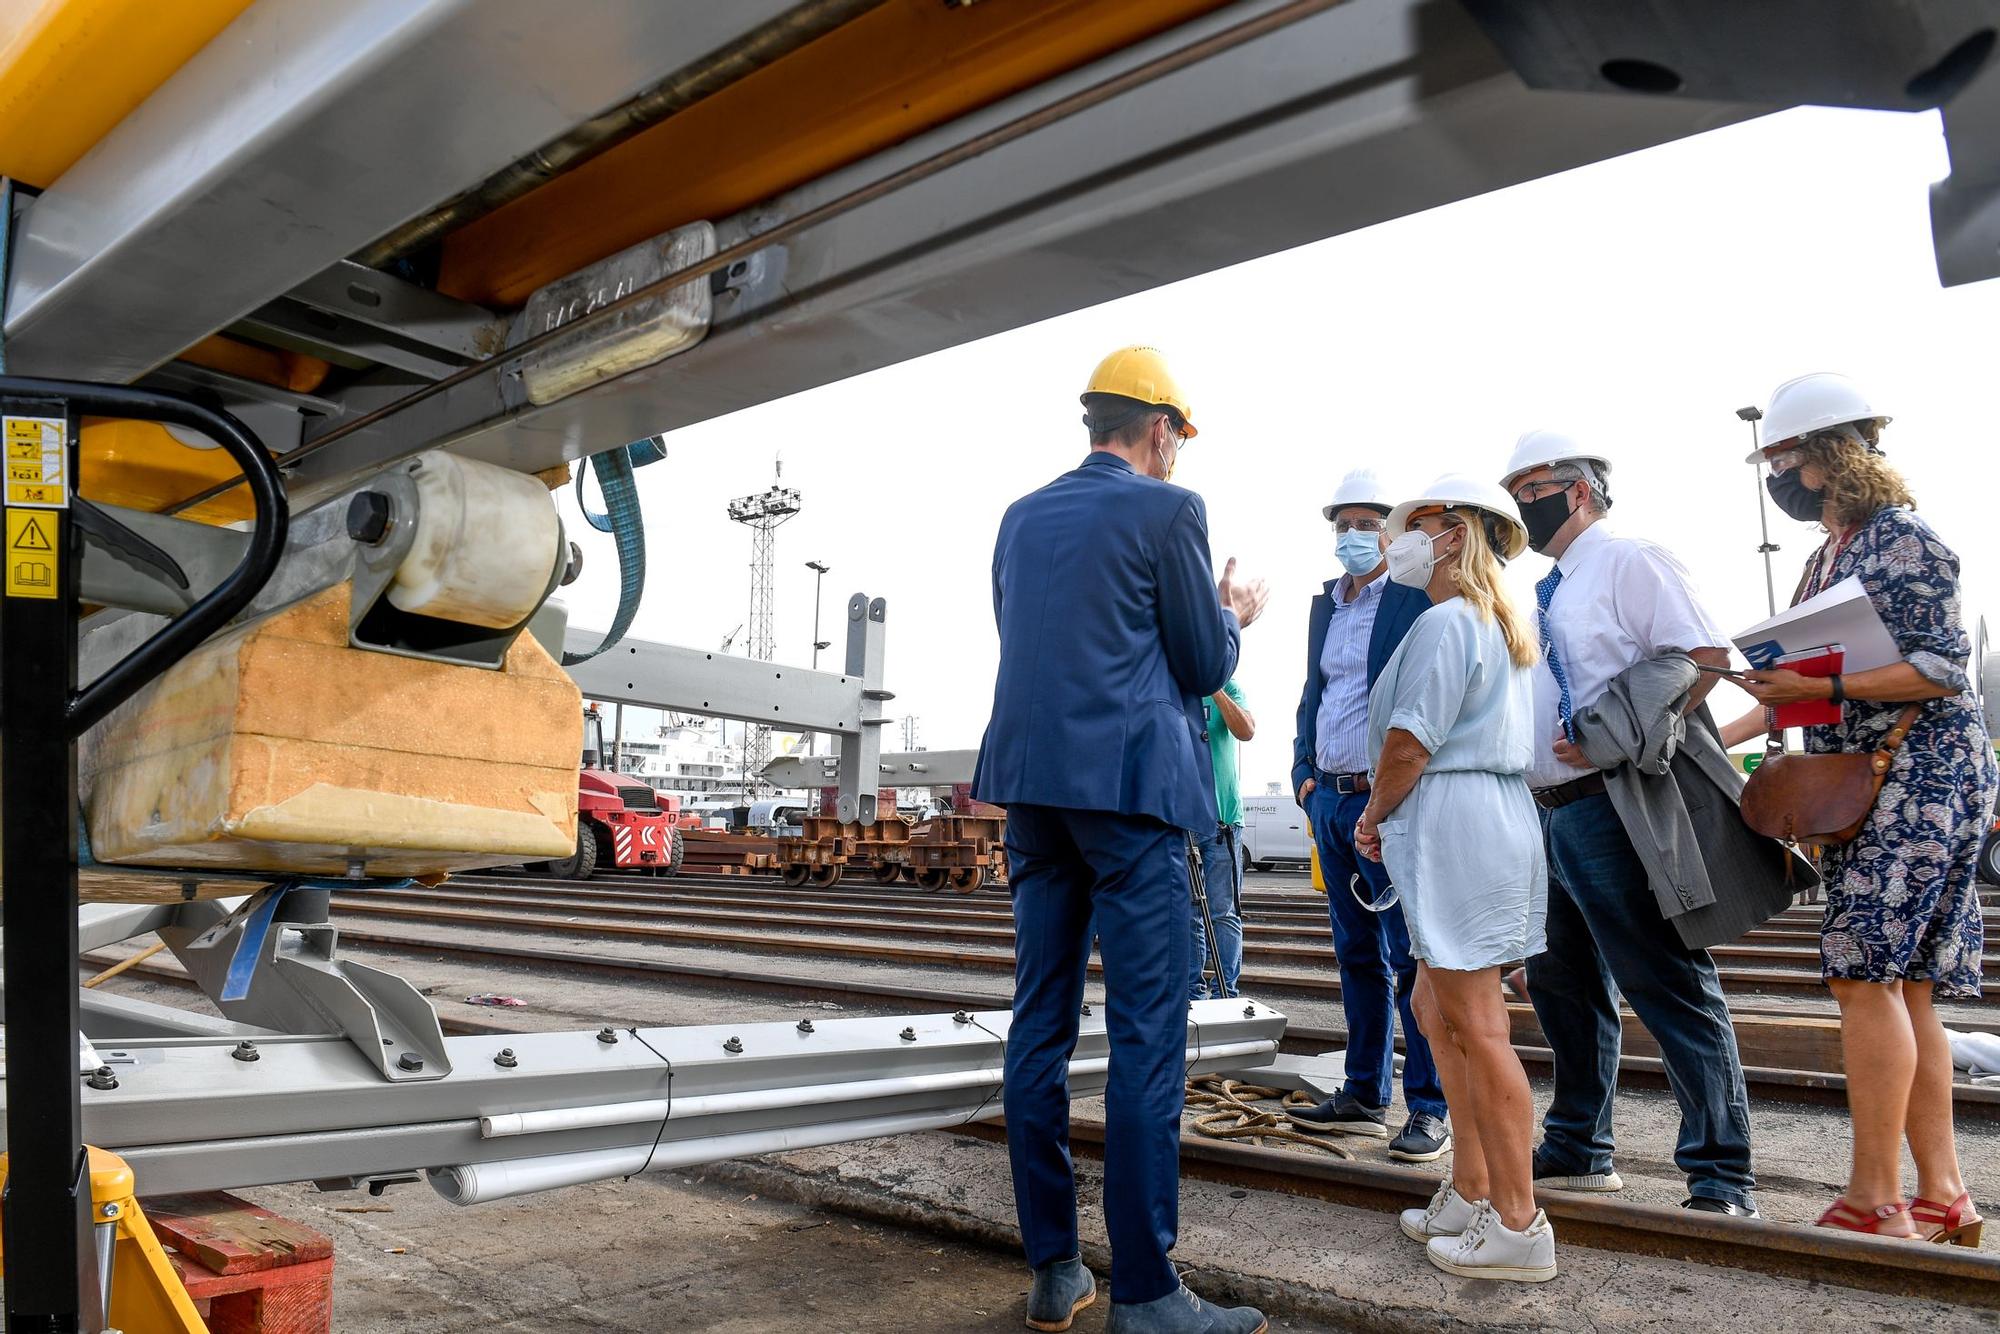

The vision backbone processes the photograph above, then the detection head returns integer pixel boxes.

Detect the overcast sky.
[557,104,1995,797]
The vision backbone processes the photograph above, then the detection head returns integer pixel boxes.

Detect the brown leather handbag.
[1739,704,1921,846]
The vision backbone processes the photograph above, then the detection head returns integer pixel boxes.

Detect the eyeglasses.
[1510,479,1570,505]
[1332,517,1384,534]
[1765,447,1805,475]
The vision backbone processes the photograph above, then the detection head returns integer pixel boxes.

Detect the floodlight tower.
[727,461,802,798]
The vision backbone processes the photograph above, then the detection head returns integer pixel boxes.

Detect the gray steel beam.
[763,748,979,790]
[25,1001,1286,1195]
[567,595,891,823]
[565,637,871,734]
[1,0,804,382]
[77,989,272,1043]
[284,261,507,363]
[280,0,1761,505]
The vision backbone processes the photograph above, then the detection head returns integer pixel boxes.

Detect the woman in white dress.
[1353,473,1554,1282]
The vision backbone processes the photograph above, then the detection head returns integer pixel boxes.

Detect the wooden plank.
[146,1192,332,1276]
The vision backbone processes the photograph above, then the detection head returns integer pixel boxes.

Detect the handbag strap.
[1870,703,1922,774]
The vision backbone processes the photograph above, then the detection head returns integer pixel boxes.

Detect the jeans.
[1529,792,1756,1208]
[1188,823,1243,998]
[1002,803,1188,1305]
[1304,784,1447,1119]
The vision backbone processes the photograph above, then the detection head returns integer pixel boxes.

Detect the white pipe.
[481,1099,671,1139]
[432,1107,976,1205]
[476,1039,1273,1140]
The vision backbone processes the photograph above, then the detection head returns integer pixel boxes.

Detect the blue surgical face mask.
[1336,529,1382,576]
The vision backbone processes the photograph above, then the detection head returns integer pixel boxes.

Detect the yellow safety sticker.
[3,415,69,508]
[5,507,59,599]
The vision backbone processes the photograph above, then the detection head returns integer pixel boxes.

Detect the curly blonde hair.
[1440,510,1537,669]
[1797,422,1914,528]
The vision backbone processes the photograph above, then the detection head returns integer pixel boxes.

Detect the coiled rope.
[1184,1075,1354,1158]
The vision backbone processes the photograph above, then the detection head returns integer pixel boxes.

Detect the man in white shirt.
[1503,435,1759,1218]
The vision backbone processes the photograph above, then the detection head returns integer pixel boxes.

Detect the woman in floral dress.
[1723,373,1995,1245]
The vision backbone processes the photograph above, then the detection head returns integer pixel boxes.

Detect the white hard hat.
[1500,429,1611,493]
[1387,472,1529,561]
[1751,372,1888,461]
[1321,467,1394,520]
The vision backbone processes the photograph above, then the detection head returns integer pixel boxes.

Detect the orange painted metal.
[181,335,332,394]
[79,415,265,523]
[437,0,1231,308]
[0,0,254,186]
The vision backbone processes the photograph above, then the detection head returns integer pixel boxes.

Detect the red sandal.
[1815,1197,1917,1237]
[1910,1192,1984,1247]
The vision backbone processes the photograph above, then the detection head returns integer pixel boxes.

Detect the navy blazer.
[973,451,1240,833]
[1289,574,1430,796]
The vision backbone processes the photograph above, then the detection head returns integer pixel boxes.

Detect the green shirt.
[1203,678,1246,827]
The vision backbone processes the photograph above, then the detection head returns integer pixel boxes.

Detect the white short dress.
[1366,598,1547,972]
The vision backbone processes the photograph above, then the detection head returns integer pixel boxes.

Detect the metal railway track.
[330,887,2000,1002]
[453,872,1999,960]
[82,925,1999,1119]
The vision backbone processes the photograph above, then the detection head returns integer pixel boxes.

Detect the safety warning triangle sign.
[12,515,51,551]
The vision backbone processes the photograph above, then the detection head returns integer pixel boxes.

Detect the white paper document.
[1732,575,1901,672]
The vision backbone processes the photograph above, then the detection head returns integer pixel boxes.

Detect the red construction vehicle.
[534,706,682,879]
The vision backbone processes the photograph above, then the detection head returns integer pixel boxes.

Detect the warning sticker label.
[4,416,68,508]
[5,507,58,598]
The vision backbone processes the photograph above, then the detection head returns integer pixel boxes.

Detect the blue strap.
[565,438,663,666]
[220,875,416,1002]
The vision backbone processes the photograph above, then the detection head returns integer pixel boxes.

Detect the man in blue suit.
[1286,468,1452,1164]
[974,346,1269,1334]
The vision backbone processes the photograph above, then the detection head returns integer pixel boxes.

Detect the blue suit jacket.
[973,451,1240,833]
[1289,574,1430,796]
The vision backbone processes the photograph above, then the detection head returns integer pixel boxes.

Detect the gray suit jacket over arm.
[1573,654,1815,951]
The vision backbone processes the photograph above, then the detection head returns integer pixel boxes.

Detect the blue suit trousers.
[1003,803,1188,1305]
[1530,793,1756,1208]
[1305,784,1447,1119]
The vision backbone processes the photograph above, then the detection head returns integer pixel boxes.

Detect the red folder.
[1771,643,1844,728]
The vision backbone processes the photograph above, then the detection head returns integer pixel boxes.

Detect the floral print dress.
[1799,506,1996,998]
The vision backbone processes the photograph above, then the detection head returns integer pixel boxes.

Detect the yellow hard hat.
[1081,345,1197,437]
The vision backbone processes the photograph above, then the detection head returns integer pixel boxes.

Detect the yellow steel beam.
[437,0,1232,307]
[0,0,253,186]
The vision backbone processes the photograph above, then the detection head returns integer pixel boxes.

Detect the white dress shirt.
[1525,521,1728,790]
[1314,572,1384,775]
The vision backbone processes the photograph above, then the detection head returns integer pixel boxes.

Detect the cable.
[624,1026,676,1179]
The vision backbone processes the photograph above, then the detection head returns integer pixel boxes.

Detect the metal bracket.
[157,882,450,1083]
[837,596,889,825]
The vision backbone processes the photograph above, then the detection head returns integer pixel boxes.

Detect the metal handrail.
[0,377,290,734]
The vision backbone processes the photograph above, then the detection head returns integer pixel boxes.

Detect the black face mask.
[1766,469,1825,524]
[1516,489,1576,554]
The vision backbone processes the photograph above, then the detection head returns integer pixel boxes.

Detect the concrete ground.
[237,1171,1349,1334]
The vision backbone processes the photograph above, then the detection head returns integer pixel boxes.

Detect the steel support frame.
[276,0,1764,504]
[0,394,97,1329]
[563,594,891,823]
[0,0,806,382]
[45,1000,1284,1198]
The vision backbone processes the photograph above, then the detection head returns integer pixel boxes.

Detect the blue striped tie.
[1536,566,1576,742]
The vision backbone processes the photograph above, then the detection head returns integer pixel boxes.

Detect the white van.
[1240,795,1312,871]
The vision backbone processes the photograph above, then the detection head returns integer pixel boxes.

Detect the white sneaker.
[1399,1180,1483,1242]
[1426,1203,1558,1283]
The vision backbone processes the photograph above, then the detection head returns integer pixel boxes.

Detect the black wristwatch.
[1828,674,1845,706]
